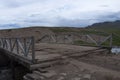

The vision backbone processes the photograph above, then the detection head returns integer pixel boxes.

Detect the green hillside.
[87,20,120,46]
[87,20,120,34]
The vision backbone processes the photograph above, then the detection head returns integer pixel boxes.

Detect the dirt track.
[24,43,120,80]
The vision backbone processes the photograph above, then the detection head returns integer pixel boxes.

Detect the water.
[111,47,120,54]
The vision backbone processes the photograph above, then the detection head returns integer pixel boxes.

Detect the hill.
[88,20,120,29]
[87,20,120,34]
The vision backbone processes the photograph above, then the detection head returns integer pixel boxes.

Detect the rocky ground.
[23,43,120,80]
[24,58,120,80]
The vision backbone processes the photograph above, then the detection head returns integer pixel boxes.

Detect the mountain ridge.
[87,20,120,29]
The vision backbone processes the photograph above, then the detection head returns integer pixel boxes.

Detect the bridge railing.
[0,37,35,63]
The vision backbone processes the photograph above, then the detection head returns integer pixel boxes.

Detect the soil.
[24,43,120,80]
[78,54,120,71]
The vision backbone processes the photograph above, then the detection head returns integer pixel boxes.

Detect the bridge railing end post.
[31,36,36,63]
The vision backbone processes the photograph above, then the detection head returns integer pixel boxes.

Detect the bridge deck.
[29,43,98,69]
[33,43,96,60]
[1,43,98,70]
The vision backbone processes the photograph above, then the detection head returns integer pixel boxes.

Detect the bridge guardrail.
[0,36,35,63]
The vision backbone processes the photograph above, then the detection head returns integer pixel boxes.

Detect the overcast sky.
[0,0,120,29]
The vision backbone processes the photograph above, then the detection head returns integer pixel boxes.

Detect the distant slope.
[88,20,120,29]
[87,20,120,34]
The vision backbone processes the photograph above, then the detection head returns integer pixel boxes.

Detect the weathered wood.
[110,34,113,47]
[86,35,98,46]
[31,37,36,63]
[30,60,61,70]
[99,35,111,45]
[0,37,36,63]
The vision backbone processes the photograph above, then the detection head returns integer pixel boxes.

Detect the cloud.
[0,0,120,29]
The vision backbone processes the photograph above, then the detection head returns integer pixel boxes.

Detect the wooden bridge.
[0,36,103,70]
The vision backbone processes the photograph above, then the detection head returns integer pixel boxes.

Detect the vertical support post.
[16,38,19,54]
[110,33,113,47]
[4,39,7,49]
[24,38,27,56]
[2,38,5,48]
[1,39,4,48]
[4,39,6,49]
[31,37,35,63]
[9,38,12,51]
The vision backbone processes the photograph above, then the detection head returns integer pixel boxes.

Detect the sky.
[0,0,120,29]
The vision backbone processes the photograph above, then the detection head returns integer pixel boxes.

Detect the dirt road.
[24,43,120,80]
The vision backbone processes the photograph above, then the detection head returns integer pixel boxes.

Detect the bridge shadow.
[0,49,31,80]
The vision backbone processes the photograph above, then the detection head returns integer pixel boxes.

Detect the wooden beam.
[86,35,98,46]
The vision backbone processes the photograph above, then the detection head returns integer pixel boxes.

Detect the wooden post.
[110,33,113,47]
[24,38,27,56]
[31,37,36,63]
[16,38,19,54]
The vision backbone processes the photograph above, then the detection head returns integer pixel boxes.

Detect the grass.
[90,28,120,46]
[112,34,120,46]
[83,28,120,46]
[73,40,96,46]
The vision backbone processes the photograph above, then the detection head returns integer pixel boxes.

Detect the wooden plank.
[110,34,113,47]
[86,35,98,46]
[35,53,61,63]
[30,59,61,70]
[100,35,111,45]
